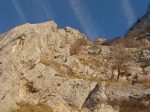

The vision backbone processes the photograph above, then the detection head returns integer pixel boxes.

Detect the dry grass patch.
[78,55,102,69]
[11,104,53,112]
[138,78,150,85]
[39,58,63,73]
[39,58,51,66]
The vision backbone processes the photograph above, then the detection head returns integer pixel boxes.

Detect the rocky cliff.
[0,21,150,112]
[125,12,150,39]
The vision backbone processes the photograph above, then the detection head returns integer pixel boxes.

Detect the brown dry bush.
[26,81,39,93]
[138,77,150,85]
[70,39,87,55]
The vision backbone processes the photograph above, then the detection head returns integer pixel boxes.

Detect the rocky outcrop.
[0,21,150,112]
[84,82,150,112]
[125,12,150,38]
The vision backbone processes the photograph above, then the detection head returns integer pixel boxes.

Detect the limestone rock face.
[0,21,150,112]
[83,82,150,112]
[0,21,97,112]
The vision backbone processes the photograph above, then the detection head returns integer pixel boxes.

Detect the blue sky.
[0,0,149,40]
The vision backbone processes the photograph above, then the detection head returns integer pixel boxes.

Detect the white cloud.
[30,0,54,20]
[120,0,136,27]
[11,0,54,22]
[68,0,104,39]
[11,0,27,22]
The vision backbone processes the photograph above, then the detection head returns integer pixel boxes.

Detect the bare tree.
[104,45,133,81]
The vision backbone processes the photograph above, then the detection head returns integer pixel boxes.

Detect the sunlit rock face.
[0,21,150,112]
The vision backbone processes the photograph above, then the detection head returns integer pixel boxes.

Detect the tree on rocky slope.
[104,45,133,81]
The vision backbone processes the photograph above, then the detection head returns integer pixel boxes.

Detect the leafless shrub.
[70,39,87,55]
[26,81,39,93]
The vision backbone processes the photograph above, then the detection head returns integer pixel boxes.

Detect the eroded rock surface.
[0,21,150,112]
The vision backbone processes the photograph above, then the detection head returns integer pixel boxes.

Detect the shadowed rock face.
[119,98,150,112]
[0,21,150,112]
[120,12,150,49]
[125,12,150,38]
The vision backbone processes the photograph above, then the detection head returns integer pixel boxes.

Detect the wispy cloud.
[11,0,27,22]
[120,0,136,27]
[30,0,54,20]
[68,0,104,39]
[11,0,54,22]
